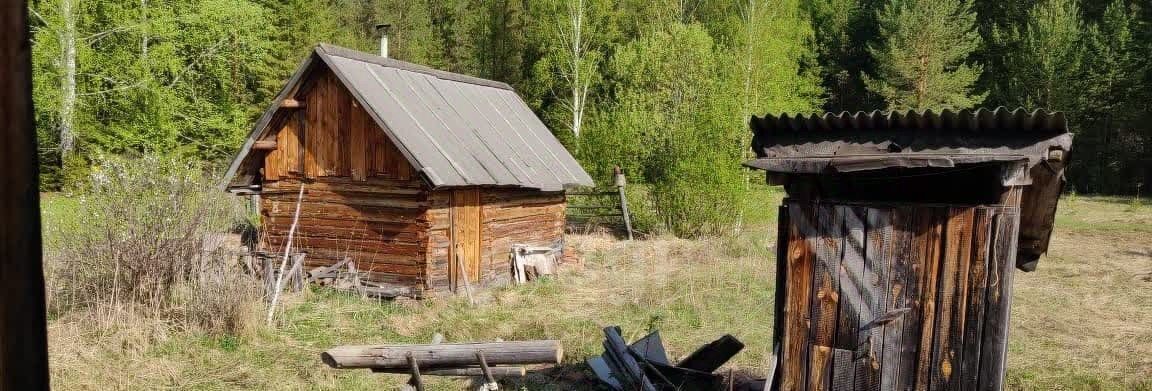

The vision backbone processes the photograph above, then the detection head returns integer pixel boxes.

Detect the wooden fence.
[566,166,633,240]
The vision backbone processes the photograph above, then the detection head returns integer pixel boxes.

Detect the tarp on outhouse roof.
[224,43,593,192]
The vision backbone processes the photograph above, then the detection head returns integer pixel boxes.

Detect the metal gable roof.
[224,44,593,191]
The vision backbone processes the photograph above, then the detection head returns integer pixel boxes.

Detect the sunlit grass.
[42,193,1152,390]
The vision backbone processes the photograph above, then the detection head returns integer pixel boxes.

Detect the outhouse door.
[450,188,482,291]
[775,201,1020,391]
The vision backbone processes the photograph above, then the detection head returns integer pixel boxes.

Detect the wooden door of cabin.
[775,201,1020,391]
[449,188,482,291]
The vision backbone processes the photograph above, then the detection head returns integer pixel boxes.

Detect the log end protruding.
[320,351,339,368]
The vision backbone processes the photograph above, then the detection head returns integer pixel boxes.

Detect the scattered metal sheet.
[677,334,745,373]
[590,326,747,391]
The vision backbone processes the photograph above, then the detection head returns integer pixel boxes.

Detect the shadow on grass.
[457,363,610,390]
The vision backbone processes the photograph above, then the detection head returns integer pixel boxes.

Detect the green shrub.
[45,154,259,335]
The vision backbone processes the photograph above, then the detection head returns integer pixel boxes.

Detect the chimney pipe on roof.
[374,23,392,58]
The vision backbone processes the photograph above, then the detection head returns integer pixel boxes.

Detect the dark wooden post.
[614,166,634,241]
[0,1,52,389]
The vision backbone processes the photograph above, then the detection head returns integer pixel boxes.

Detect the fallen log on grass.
[370,366,527,377]
[321,340,563,369]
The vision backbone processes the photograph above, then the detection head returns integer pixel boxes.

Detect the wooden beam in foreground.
[321,340,563,369]
[371,366,526,377]
[0,1,51,389]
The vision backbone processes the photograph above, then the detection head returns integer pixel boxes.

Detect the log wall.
[257,67,570,294]
[261,177,429,288]
[777,200,1020,391]
[426,189,566,291]
[260,68,428,290]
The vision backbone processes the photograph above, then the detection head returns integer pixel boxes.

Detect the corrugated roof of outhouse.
[749,107,1068,133]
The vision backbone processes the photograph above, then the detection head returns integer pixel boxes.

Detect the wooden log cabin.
[223,44,593,296]
[744,108,1072,391]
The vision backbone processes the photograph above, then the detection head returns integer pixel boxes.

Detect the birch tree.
[59,0,77,158]
[555,0,598,139]
[530,0,610,141]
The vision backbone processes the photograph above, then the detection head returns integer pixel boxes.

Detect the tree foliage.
[865,0,986,110]
[25,0,1152,234]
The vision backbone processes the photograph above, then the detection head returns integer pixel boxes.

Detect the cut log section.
[252,140,278,150]
[321,340,563,369]
[281,98,303,108]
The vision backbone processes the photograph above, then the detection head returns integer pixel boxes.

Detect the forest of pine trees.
[27,0,1152,234]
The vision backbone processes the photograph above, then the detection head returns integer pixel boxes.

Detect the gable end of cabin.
[257,65,434,293]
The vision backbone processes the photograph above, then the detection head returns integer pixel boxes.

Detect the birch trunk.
[58,0,77,157]
[560,0,592,140]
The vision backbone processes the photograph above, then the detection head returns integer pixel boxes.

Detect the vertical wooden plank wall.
[449,188,482,288]
[779,201,1016,390]
[781,203,814,391]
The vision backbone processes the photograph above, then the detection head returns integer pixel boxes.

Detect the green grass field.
[43,193,1152,390]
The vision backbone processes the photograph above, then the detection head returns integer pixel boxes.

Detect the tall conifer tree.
[997,0,1084,110]
[865,0,985,110]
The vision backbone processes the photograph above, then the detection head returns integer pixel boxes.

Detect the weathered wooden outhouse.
[224,44,593,296]
[744,108,1072,390]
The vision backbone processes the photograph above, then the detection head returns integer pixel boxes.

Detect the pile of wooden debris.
[589,326,768,391]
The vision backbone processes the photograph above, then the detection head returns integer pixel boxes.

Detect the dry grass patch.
[43,195,1152,390]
